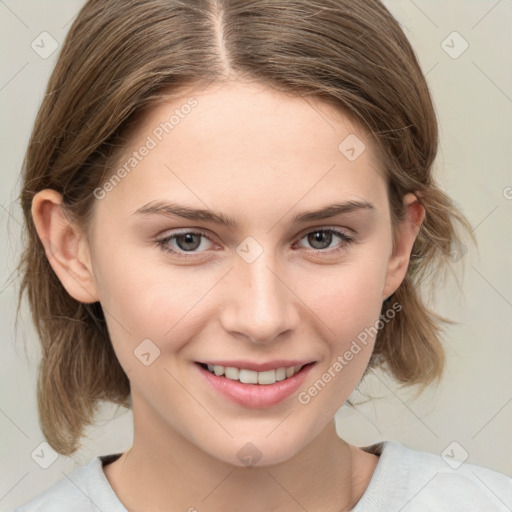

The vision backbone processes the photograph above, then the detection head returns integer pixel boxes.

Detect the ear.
[31,189,99,303]
[382,192,425,300]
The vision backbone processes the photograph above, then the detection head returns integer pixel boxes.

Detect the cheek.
[298,253,390,339]
[91,220,392,372]
[91,241,219,363]
[293,265,387,417]
[293,247,391,403]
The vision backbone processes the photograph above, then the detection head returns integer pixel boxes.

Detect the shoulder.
[11,454,126,512]
[353,440,512,512]
[11,464,94,512]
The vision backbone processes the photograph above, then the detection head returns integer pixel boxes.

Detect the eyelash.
[156,227,354,259]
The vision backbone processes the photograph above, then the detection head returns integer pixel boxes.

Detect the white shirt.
[11,440,512,511]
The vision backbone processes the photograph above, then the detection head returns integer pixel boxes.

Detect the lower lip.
[195,363,315,409]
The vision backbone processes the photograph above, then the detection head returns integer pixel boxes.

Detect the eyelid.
[159,227,213,239]
[294,224,354,240]
[156,228,216,256]
[293,226,355,255]
[156,225,356,258]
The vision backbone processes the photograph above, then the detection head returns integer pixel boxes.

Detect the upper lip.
[197,360,315,372]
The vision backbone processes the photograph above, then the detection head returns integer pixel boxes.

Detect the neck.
[103,395,378,512]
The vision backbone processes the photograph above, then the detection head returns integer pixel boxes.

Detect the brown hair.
[17,0,472,455]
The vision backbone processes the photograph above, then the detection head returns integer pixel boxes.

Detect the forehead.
[95,80,388,222]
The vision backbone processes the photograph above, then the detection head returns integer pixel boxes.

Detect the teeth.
[204,364,304,384]
[258,370,276,385]
[224,367,239,380]
[213,365,224,376]
[239,369,258,384]
[275,367,286,381]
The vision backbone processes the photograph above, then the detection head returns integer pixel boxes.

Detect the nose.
[219,253,300,344]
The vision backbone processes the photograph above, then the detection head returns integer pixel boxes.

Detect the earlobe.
[31,189,100,304]
[382,193,425,300]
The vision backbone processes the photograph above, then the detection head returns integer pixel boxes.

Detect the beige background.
[1,0,511,509]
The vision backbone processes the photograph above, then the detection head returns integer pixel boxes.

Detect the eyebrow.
[132,200,375,228]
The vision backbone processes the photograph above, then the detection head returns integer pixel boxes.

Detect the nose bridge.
[221,248,297,343]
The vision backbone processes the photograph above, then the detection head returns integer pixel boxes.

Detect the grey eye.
[307,230,335,250]
[174,233,203,251]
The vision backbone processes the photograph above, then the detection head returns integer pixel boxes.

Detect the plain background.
[0,0,511,509]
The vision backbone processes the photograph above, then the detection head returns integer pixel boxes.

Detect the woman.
[13,0,511,510]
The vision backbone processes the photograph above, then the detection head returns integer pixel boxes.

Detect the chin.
[204,429,312,469]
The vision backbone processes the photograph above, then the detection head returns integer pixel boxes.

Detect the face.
[54,81,419,467]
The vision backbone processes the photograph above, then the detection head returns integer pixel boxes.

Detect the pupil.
[309,231,331,249]
[177,233,201,251]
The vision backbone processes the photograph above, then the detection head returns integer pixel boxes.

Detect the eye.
[156,227,354,259]
[157,230,214,257]
[295,228,354,253]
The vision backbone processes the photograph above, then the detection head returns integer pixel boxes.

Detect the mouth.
[196,361,314,385]
[194,360,316,408]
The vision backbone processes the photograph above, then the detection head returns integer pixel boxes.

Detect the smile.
[199,363,308,385]
[195,361,316,408]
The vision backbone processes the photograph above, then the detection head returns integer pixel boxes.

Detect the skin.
[32,80,424,512]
